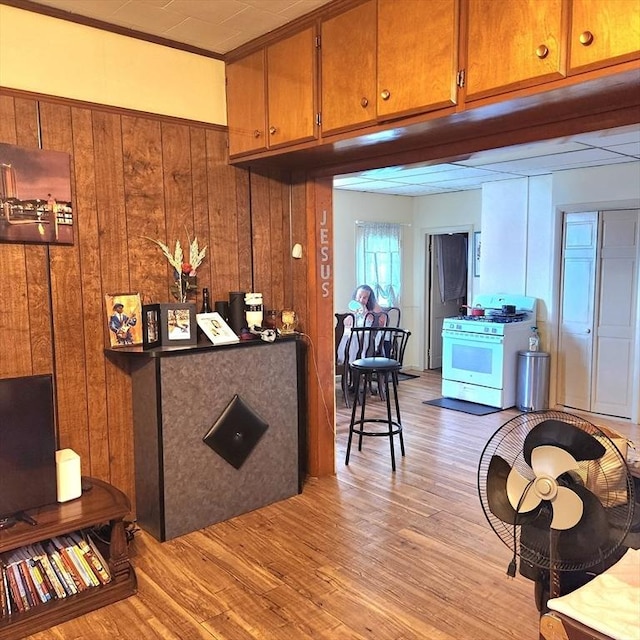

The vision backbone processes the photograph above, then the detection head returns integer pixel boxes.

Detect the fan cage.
[478,410,635,572]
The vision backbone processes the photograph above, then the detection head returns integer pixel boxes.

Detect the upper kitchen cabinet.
[464,0,566,101]
[226,50,267,157]
[267,26,318,149]
[321,0,377,135]
[377,0,459,120]
[569,0,640,73]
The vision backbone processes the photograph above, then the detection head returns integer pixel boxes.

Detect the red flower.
[181,263,192,274]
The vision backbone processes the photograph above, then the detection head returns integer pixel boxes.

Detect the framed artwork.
[473,231,481,278]
[0,142,74,245]
[158,303,197,346]
[142,304,161,349]
[105,293,143,347]
[197,312,239,346]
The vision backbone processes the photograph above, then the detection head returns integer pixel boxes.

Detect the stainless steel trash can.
[516,351,550,412]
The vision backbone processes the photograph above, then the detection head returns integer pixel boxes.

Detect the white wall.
[0,5,227,125]
[333,189,414,360]
[411,190,482,369]
[333,190,414,311]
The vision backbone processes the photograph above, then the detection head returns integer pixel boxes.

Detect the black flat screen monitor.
[0,374,57,523]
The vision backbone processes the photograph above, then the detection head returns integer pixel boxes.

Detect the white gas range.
[441,294,538,409]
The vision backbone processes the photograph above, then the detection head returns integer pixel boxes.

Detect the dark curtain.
[435,234,468,302]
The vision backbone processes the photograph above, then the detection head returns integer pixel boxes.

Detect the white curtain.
[356,222,401,307]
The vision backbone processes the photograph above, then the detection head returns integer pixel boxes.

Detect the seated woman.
[345,284,387,329]
[337,285,387,366]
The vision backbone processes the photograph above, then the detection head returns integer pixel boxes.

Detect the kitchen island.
[106,336,306,541]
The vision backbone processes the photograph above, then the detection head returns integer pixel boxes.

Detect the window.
[355,222,401,307]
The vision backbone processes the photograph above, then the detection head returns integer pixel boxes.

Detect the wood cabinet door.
[321,0,376,135]
[267,27,317,148]
[226,50,267,157]
[569,0,640,73]
[377,0,458,120]
[465,0,565,101]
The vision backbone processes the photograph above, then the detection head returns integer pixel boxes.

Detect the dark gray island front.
[111,338,305,541]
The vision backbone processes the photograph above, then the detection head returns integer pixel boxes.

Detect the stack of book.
[0,530,111,616]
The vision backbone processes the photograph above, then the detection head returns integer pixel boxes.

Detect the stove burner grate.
[454,313,528,323]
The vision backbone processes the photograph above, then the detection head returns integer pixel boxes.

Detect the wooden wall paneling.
[122,116,167,302]
[302,176,335,477]
[290,174,309,329]
[205,129,243,297]
[160,121,198,304]
[268,171,287,312]
[235,167,253,296]
[16,97,55,379]
[70,105,111,481]
[92,110,135,497]
[248,170,273,302]
[39,101,91,465]
[0,95,36,379]
[189,126,212,298]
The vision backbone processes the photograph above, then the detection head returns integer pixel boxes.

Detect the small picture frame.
[142,304,161,349]
[105,293,143,347]
[197,312,240,346]
[158,303,197,346]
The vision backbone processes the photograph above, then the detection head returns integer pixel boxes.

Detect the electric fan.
[478,410,636,609]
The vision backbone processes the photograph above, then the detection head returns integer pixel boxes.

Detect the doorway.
[424,229,471,370]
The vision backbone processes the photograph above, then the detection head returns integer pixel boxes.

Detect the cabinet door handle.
[535,44,549,59]
[253,130,262,138]
[360,97,369,108]
[380,89,391,101]
[585,329,591,334]
[579,30,594,46]
[269,126,277,135]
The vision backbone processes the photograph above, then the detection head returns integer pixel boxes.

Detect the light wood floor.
[28,371,639,640]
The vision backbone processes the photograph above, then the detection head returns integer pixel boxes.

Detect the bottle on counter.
[200,288,212,314]
[529,326,540,352]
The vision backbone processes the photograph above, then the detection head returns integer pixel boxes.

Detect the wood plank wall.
[0,89,320,511]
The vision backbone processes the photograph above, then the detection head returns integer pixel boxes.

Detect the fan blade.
[486,456,539,524]
[506,467,541,513]
[550,486,584,530]
[556,485,610,562]
[524,420,606,465]
[531,445,579,479]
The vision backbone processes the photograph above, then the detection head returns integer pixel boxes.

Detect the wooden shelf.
[0,478,137,639]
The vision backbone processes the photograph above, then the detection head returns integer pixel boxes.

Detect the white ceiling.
[26,0,334,55]
[334,124,640,196]
[24,1,640,196]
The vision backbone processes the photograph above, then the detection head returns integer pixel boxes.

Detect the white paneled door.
[558,210,639,419]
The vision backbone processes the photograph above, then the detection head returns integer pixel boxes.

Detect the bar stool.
[345,327,411,471]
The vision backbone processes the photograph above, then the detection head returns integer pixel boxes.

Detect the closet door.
[558,210,639,419]
[591,210,639,418]
[558,212,598,412]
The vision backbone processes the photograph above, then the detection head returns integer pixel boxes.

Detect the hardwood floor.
[27,370,639,640]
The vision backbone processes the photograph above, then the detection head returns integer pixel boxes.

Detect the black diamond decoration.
[202,394,269,469]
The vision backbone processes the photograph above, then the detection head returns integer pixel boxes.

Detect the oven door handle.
[441,330,503,343]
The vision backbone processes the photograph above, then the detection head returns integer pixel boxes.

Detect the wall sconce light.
[291,243,303,259]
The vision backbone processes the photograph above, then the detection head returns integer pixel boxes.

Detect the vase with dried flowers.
[145,231,207,303]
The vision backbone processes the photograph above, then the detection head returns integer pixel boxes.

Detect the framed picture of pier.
[0,142,74,245]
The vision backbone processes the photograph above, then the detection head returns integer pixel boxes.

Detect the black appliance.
[0,374,57,527]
